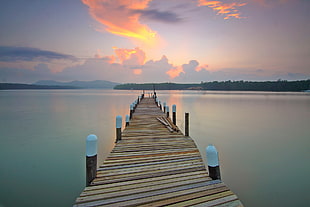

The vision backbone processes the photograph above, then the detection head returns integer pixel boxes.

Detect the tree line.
[114,80,310,92]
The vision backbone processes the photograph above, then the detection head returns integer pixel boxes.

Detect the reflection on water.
[158,90,310,207]
[0,90,309,207]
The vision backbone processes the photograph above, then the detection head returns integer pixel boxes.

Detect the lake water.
[0,90,309,207]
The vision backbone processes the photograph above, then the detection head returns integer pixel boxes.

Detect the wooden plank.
[75,180,222,206]
[83,171,207,191]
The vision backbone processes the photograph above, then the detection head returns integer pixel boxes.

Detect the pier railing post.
[172,104,176,125]
[125,115,130,126]
[185,112,189,136]
[163,102,166,113]
[86,134,97,186]
[206,145,221,180]
[116,115,122,143]
[159,101,162,110]
[130,104,133,119]
[166,106,169,118]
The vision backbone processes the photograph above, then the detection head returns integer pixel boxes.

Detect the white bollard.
[166,106,170,118]
[206,145,221,180]
[125,115,130,126]
[172,104,176,125]
[86,134,98,186]
[130,104,134,119]
[116,115,122,142]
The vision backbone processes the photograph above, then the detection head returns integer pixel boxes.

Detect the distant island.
[114,79,310,92]
[0,80,119,90]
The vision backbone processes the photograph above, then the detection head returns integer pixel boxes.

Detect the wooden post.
[185,112,189,136]
[130,104,133,119]
[86,134,97,186]
[115,115,122,143]
[172,104,176,125]
[206,145,221,180]
[163,102,166,113]
[125,115,130,126]
[159,101,162,110]
[166,106,169,118]
[137,96,140,104]
[133,101,137,110]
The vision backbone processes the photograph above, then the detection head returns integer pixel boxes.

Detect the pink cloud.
[81,0,158,46]
[198,0,247,19]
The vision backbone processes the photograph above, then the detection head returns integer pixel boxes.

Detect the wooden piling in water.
[115,115,122,143]
[86,134,97,186]
[172,104,176,125]
[206,145,221,180]
[185,112,189,136]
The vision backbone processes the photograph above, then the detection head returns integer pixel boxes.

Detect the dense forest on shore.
[114,80,310,92]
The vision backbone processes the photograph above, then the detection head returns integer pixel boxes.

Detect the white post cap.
[116,115,122,128]
[206,144,219,167]
[163,102,166,107]
[159,101,161,105]
[166,106,170,112]
[130,104,134,110]
[172,104,176,112]
[86,134,98,157]
[126,114,130,122]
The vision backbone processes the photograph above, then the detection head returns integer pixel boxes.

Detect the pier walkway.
[74,97,243,206]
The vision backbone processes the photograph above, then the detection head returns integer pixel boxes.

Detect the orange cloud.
[113,47,146,65]
[133,69,142,75]
[166,66,184,79]
[198,0,247,19]
[196,64,209,72]
[81,0,158,46]
[94,49,116,64]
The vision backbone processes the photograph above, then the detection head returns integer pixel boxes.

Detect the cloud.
[0,64,56,83]
[0,46,76,62]
[166,66,184,79]
[113,47,146,66]
[251,0,293,7]
[0,46,81,73]
[198,0,247,19]
[134,9,184,23]
[81,0,158,46]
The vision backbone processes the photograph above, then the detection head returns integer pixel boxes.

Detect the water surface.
[0,90,309,207]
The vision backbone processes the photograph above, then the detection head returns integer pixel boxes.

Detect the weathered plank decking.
[74,97,243,207]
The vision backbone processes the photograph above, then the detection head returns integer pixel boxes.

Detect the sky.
[0,0,309,83]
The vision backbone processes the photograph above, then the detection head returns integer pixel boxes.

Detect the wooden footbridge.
[74,96,243,206]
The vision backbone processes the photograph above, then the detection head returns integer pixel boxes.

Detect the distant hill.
[34,80,119,89]
[0,83,78,90]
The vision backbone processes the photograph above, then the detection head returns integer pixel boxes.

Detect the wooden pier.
[74,97,243,206]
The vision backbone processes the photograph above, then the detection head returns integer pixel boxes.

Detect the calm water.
[0,90,309,207]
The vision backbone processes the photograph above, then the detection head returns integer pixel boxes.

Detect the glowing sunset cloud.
[113,47,146,65]
[166,66,184,79]
[196,64,209,72]
[198,0,247,19]
[81,0,158,46]
[133,69,142,75]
